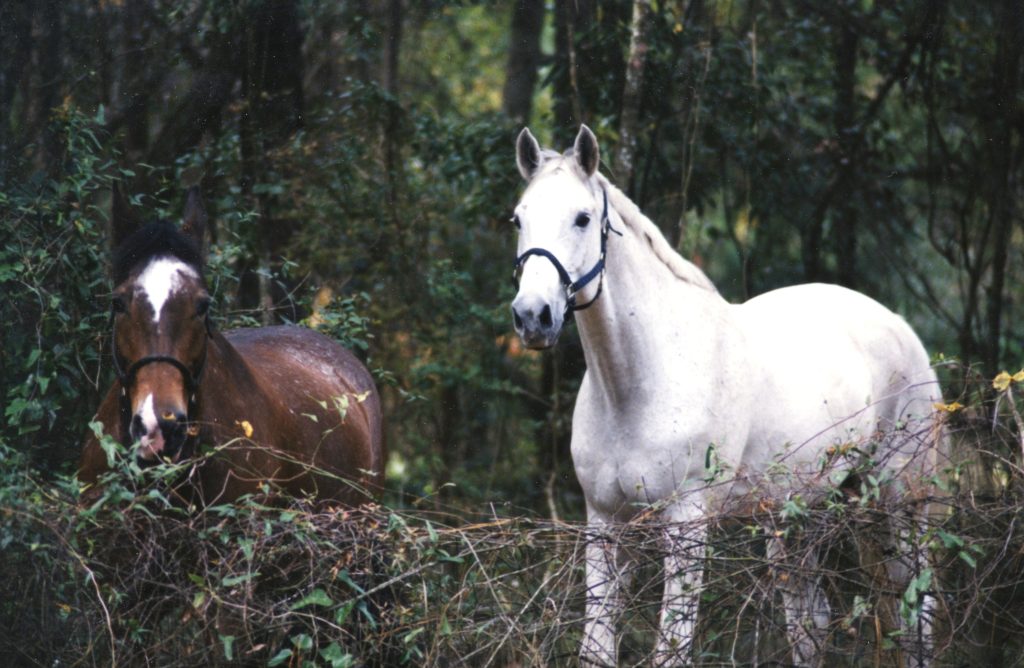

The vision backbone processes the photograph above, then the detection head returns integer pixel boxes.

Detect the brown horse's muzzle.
[129,367,192,463]
[131,408,189,463]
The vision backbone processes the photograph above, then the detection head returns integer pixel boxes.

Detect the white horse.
[510,126,944,667]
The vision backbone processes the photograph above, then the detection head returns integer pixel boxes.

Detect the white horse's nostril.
[539,304,553,328]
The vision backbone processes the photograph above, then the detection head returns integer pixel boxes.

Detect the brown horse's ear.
[181,186,208,251]
[516,127,543,181]
[573,125,600,177]
[111,182,141,249]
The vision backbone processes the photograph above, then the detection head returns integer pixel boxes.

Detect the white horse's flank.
[510,126,944,667]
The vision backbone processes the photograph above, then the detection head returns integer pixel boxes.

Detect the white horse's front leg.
[581,514,625,668]
[655,503,707,666]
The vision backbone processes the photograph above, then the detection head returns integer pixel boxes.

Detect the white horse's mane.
[595,173,718,293]
[533,149,718,294]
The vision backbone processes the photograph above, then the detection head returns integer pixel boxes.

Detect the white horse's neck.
[574,179,727,404]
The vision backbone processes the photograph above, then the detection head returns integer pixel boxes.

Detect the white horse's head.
[511,125,607,349]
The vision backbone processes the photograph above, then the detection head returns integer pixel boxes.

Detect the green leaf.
[220,634,235,661]
[403,627,425,644]
[290,588,334,610]
[336,569,366,595]
[334,600,356,625]
[25,348,41,368]
[319,642,355,668]
[222,573,256,587]
[267,648,292,667]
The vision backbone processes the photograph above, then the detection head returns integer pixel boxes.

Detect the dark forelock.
[112,221,204,286]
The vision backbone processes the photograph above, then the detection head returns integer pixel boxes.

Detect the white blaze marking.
[138,393,158,436]
[136,392,165,459]
[137,258,198,323]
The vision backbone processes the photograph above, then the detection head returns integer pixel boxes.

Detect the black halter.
[110,307,212,454]
[513,188,622,313]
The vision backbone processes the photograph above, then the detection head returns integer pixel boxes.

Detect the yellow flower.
[993,371,1013,392]
[933,401,963,413]
[236,420,254,438]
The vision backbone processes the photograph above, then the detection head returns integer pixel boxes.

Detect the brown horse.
[79,187,384,505]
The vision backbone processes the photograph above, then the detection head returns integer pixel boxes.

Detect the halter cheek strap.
[513,188,622,313]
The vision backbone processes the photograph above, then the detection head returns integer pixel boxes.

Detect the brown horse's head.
[109,185,211,464]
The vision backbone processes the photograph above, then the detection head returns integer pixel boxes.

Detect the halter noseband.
[513,188,622,313]
[111,308,213,455]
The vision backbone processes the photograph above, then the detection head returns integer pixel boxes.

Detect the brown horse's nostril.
[539,304,553,328]
[130,414,145,439]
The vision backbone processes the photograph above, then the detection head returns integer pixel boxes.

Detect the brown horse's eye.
[196,296,211,318]
[112,295,127,314]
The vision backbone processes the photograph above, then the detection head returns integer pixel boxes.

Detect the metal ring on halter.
[512,188,621,314]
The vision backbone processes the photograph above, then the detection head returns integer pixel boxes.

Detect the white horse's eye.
[511,214,521,229]
[575,212,591,228]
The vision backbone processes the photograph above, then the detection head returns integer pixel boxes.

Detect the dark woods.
[3,0,1023,506]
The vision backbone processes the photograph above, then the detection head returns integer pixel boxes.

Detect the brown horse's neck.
[196,333,272,420]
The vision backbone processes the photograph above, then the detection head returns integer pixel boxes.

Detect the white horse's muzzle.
[512,292,564,349]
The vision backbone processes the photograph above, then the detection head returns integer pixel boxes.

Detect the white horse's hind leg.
[654,503,707,667]
[898,530,935,668]
[581,516,627,668]
[768,535,831,667]
[884,513,935,668]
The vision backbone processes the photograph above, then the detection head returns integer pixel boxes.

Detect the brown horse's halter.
[110,306,213,457]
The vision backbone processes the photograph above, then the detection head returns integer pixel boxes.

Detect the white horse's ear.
[181,186,208,251]
[574,124,600,177]
[516,127,543,180]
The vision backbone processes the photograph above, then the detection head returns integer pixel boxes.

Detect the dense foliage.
[2,1,1023,665]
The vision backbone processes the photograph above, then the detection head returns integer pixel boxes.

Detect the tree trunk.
[238,0,306,324]
[382,0,406,247]
[615,0,651,193]
[552,0,584,144]
[502,0,545,125]
[981,0,1023,374]
[38,0,63,176]
[0,2,34,179]
[831,18,860,289]
[122,1,150,159]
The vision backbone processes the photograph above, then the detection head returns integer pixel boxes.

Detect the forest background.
[3,0,1023,516]
[3,0,1024,664]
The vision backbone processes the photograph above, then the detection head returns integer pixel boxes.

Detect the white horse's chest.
[570,369,752,515]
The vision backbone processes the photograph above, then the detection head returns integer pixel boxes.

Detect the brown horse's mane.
[113,221,204,285]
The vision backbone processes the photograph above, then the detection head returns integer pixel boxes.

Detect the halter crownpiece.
[513,188,622,313]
